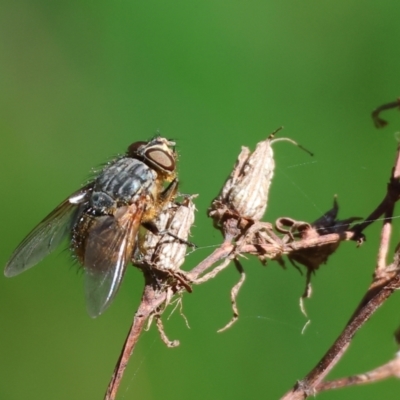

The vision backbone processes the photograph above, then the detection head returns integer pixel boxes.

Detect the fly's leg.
[142,219,196,248]
[159,178,179,207]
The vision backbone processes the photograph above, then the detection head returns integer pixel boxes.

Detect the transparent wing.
[83,202,144,318]
[5,185,92,277]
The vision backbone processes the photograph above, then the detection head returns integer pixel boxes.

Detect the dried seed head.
[226,138,275,220]
[210,132,284,222]
[210,131,312,225]
[140,196,197,271]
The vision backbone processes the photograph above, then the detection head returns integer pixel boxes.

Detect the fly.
[5,136,179,317]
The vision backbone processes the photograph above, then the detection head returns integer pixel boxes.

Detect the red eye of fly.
[127,141,147,157]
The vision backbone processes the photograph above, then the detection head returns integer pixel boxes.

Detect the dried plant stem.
[371,98,400,128]
[281,273,400,400]
[353,144,400,237]
[104,271,167,400]
[217,259,246,333]
[376,205,393,273]
[104,241,236,399]
[156,316,180,348]
[316,354,400,392]
[187,239,234,280]
[239,231,355,257]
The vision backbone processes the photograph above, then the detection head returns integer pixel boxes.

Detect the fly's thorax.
[91,158,158,211]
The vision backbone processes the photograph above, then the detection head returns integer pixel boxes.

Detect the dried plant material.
[277,197,361,272]
[371,98,400,128]
[391,243,400,274]
[301,319,311,335]
[394,325,400,347]
[210,129,275,222]
[193,257,232,284]
[209,128,311,227]
[316,352,400,393]
[167,295,191,329]
[300,276,312,306]
[217,259,246,333]
[312,196,361,235]
[237,221,284,263]
[275,198,361,321]
[131,196,197,348]
[139,195,197,272]
[156,316,180,348]
[208,194,359,333]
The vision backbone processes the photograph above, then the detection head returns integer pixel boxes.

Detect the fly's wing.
[83,201,144,318]
[5,185,92,277]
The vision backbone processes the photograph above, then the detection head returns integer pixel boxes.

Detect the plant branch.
[281,272,400,400]
[316,353,400,392]
[104,270,168,400]
[371,98,400,128]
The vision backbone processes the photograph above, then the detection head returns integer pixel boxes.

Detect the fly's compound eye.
[128,138,176,173]
[144,145,175,172]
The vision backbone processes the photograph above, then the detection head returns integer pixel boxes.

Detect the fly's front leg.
[143,181,197,248]
[159,178,179,208]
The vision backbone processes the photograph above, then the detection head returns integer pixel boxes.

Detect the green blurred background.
[1,1,400,399]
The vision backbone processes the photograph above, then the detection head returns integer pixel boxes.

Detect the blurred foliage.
[1,1,400,399]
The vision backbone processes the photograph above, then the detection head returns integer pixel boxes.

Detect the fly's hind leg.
[142,219,196,249]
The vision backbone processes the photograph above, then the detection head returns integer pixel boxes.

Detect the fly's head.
[127,137,177,182]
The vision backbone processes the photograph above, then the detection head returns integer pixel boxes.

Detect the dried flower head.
[139,195,197,271]
[209,129,310,224]
[276,197,361,271]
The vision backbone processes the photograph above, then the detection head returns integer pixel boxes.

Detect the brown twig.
[281,272,400,400]
[104,239,236,399]
[186,239,234,281]
[316,353,400,392]
[351,152,400,238]
[239,231,355,256]
[104,271,167,400]
[371,98,400,128]
[348,143,400,319]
